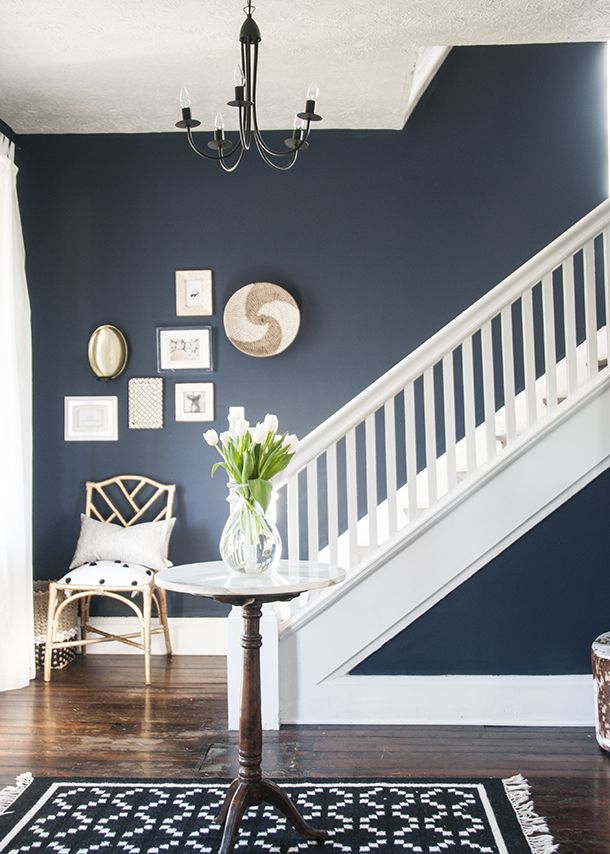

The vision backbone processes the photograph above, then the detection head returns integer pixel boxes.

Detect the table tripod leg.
[216,779,240,826]
[218,783,249,854]
[261,778,328,841]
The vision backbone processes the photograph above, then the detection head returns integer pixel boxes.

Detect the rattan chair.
[44,475,176,684]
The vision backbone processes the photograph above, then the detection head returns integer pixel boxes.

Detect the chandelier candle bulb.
[306,83,319,102]
[176,87,201,129]
[232,65,246,103]
[293,116,306,141]
[179,87,191,109]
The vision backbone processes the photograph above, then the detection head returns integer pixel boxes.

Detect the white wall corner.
[402,46,451,126]
[227,604,280,731]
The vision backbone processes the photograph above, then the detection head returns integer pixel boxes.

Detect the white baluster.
[583,239,598,379]
[404,381,418,522]
[500,304,517,443]
[442,352,457,491]
[562,257,578,395]
[481,320,496,461]
[306,459,318,562]
[423,367,437,504]
[287,475,299,562]
[541,272,557,410]
[326,444,339,566]
[345,427,358,568]
[521,287,537,427]
[384,397,398,538]
[603,228,610,372]
[365,412,378,551]
[462,337,477,474]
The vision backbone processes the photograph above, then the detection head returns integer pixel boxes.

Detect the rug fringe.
[0,773,33,815]
[503,774,559,853]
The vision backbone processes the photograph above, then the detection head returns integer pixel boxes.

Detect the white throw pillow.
[69,514,175,572]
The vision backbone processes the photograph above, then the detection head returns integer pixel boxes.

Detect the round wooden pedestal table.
[155,559,345,854]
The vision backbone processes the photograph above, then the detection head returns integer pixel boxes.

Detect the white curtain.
[0,133,34,691]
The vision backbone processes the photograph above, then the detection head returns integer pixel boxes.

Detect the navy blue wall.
[17,43,608,638]
[353,468,610,675]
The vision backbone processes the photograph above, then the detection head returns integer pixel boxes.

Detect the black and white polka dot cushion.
[59,560,155,589]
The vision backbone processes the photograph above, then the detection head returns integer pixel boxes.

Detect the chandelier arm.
[250,42,308,157]
[253,133,298,170]
[186,127,242,162]
[219,145,246,172]
[239,106,252,151]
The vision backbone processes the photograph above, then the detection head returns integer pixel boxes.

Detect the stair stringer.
[278,373,610,725]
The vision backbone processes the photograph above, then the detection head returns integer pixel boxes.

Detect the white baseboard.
[85,616,227,655]
[280,674,595,727]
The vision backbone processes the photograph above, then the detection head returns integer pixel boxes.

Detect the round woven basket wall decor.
[223,282,300,357]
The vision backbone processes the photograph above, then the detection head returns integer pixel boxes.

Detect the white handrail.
[279,199,610,480]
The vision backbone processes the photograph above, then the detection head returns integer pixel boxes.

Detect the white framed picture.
[175,382,215,422]
[64,396,118,441]
[176,270,213,316]
[157,326,213,372]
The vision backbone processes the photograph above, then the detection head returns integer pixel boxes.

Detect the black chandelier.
[175,2,322,172]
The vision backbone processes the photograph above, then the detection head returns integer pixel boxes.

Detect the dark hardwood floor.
[1,655,609,851]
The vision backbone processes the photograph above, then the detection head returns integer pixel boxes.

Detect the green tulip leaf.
[247,478,273,512]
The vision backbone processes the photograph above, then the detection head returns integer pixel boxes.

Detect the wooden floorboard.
[0,655,609,851]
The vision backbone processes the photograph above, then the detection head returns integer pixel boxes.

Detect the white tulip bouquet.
[203,411,298,513]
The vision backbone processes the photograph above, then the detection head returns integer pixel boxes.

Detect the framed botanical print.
[175,382,215,422]
[157,326,213,372]
[64,396,118,441]
[176,270,213,316]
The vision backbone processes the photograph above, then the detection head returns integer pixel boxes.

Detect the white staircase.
[228,199,610,729]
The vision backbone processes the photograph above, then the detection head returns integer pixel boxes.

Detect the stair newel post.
[239,600,263,785]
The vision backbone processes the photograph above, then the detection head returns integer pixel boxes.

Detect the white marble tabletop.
[155,560,345,600]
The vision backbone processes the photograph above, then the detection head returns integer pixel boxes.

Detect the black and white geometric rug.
[0,775,558,853]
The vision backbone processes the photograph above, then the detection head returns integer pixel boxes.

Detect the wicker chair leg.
[44,583,59,682]
[157,587,173,658]
[143,587,152,685]
[81,595,91,654]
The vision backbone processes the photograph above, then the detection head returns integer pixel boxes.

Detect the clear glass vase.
[219,488,282,574]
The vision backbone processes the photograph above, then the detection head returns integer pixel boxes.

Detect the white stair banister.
[404,381,418,522]
[584,239,598,379]
[423,367,438,503]
[384,397,398,538]
[442,352,458,491]
[326,443,339,566]
[562,258,578,394]
[500,305,517,442]
[481,320,496,461]
[604,228,610,369]
[279,199,610,473]
[462,336,477,472]
[365,413,378,551]
[269,199,610,633]
[345,427,358,566]
[541,272,558,410]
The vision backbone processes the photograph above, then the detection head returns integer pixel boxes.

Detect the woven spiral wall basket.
[223,282,300,357]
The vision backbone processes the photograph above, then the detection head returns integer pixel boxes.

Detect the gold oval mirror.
[88,325,129,380]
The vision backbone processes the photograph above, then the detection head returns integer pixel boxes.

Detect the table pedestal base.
[217,777,327,853]
[215,600,327,854]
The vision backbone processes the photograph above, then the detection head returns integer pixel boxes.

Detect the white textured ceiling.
[1,0,609,134]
